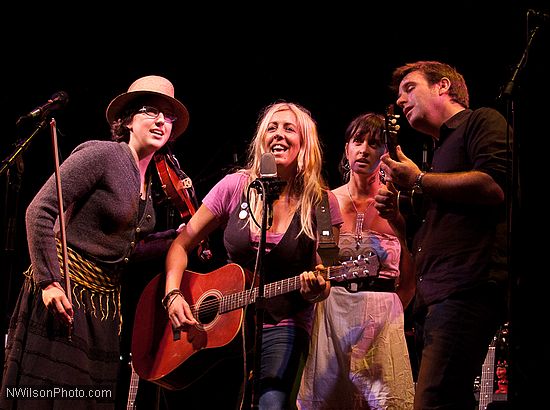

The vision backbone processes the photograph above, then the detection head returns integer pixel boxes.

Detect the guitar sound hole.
[197,295,220,324]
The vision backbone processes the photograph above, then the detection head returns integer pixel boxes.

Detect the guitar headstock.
[328,252,380,283]
[384,104,400,161]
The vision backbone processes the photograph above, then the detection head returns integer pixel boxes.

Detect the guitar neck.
[384,104,400,161]
[218,266,346,313]
[385,136,398,162]
[388,145,399,162]
[478,345,495,410]
[219,274,306,313]
[127,362,139,410]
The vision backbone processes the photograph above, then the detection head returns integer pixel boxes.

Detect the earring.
[343,160,351,182]
[379,169,386,184]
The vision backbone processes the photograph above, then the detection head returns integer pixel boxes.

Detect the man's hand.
[380,145,421,189]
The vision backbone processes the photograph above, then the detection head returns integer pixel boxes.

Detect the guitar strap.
[316,190,340,266]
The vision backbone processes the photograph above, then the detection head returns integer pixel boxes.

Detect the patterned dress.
[298,230,414,410]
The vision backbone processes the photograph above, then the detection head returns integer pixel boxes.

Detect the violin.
[154,149,212,261]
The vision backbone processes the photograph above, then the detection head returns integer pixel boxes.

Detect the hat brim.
[106,90,189,138]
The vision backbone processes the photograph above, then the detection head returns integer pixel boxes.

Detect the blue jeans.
[413,286,505,410]
[256,325,309,410]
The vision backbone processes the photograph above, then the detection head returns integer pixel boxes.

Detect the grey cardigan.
[25,140,173,288]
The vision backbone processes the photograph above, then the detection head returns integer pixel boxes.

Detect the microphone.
[18,91,69,123]
[259,152,278,178]
[528,9,549,21]
[250,153,286,225]
[256,153,285,228]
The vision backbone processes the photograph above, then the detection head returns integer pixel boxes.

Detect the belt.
[331,277,396,293]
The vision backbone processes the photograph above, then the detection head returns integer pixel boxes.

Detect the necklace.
[346,183,374,249]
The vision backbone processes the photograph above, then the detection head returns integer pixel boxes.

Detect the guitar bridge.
[172,327,181,341]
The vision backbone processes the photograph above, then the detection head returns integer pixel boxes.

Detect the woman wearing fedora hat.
[164,101,343,409]
[1,75,189,409]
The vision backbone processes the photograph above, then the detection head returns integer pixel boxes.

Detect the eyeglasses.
[137,106,177,124]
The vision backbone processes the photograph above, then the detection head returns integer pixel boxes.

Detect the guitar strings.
[185,266,350,318]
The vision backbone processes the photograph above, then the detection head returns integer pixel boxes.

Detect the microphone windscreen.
[259,153,277,178]
[51,91,69,106]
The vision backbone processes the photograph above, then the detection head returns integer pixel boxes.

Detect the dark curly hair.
[108,97,179,142]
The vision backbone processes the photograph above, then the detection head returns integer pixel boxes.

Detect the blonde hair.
[244,101,326,239]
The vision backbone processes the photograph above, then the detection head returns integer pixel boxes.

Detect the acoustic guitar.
[131,255,379,391]
[382,104,425,217]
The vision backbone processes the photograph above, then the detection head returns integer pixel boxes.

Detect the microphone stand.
[249,178,284,409]
[1,151,24,373]
[498,16,544,409]
[2,118,50,351]
[1,119,49,177]
[499,25,541,100]
[249,180,269,410]
[1,116,73,340]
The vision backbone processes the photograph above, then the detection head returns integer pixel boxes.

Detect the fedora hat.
[106,75,189,138]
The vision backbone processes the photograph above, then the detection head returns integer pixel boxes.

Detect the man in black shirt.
[375,60,511,410]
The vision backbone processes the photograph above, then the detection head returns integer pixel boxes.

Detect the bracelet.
[305,293,324,303]
[162,288,183,310]
[412,171,426,191]
[166,293,183,310]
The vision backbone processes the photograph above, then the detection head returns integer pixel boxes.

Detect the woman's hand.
[300,265,329,303]
[166,292,198,328]
[42,282,73,325]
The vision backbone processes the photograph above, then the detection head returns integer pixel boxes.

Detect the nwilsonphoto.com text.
[4,386,113,400]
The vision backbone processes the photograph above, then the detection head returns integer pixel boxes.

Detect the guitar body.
[396,189,422,217]
[131,263,247,390]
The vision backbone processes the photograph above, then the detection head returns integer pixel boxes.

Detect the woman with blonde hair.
[164,101,342,409]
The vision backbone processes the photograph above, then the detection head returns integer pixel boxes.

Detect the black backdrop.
[3,2,549,408]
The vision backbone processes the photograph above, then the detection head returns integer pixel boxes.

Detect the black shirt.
[413,108,511,309]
